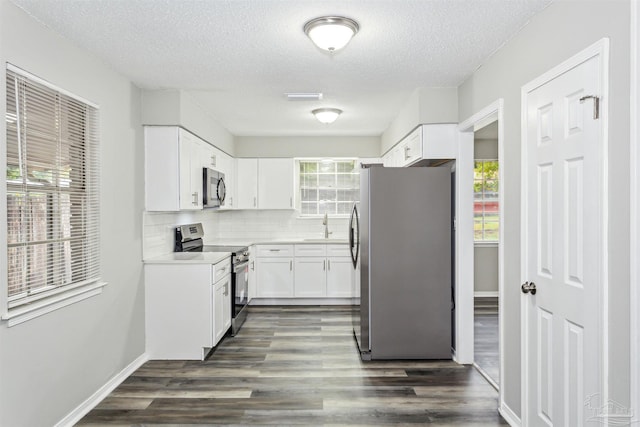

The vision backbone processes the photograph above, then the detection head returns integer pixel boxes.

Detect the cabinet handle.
[192,192,198,205]
[290,260,292,271]
[269,249,281,252]
[229,197,233,207]
[404,146,410,160]
[251,261,255,271]
[254,196,257,207]
[224,284,228,296]
[211,155,216,167]
[328,259,331,270]
[290,197,293,207]
[323,260,326,271]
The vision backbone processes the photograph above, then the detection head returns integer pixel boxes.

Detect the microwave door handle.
[218,178,226,204]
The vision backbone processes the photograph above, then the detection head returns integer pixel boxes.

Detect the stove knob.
[243,251,249,257]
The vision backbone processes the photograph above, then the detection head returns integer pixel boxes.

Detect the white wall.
[459,0,631,416]
[141,89,235,155]
[234,136,380,158]
[0,1,145,425]
[381,87,459,154]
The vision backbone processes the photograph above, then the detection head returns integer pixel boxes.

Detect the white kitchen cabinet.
[258,158,294,209]
[235,158,259,209]
[326,257,354,297]
[400,126,423,166]
[145,126,204,211]
[248,247,257,301]
[383,124,458,168]
[214,273,231,344]
[256,244,294,297]
[235,158,294,210]
[294,257,326,297]
[256,257,294,297]
[145,256,231,360]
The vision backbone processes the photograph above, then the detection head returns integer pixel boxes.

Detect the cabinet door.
[294,257,326,297]
[179,130,204,210]
[422,124,457,159]
[326,257,354,297]
[248,249,256,301]
[213,274,231,345]
[402,127,423,166]
[256,258,294,297]
[219,153,235,208]
[258,159,294,209]
[236,158,258,209]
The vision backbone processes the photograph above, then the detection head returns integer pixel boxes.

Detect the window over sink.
[296,159,359,217]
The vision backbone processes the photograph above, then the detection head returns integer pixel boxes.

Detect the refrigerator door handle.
[349,203,360,268]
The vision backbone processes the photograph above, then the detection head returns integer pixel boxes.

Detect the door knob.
[521,281,537,295]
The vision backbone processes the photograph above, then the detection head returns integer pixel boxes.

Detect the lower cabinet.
[213,272,232,344]
[145,258,231,360]
[256,257,294,297]
[254,243,354,300]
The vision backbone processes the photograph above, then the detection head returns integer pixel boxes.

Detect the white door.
[236,158,258,209]
[522,43,606,426]
[258,158,294,209]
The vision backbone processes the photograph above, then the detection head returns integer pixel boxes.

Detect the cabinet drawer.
[256,244,294,257]
[294,244,327,257]
[327,244,349,257]
[212,256,231,282]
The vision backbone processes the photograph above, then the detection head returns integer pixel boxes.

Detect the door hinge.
[580,95,600,120]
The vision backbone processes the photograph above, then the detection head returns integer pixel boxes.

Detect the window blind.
[5,66,100,309]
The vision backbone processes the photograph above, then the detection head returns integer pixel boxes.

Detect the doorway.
[456,99,505,410]
[473,121,500,390]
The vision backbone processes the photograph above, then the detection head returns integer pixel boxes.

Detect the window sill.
[2,281,107,327]
[474,241,499,248]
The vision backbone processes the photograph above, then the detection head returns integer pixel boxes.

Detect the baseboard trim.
[249,298,357,306]
[55,352,149,427]
[499,401,521,427]
[474,291,499,298]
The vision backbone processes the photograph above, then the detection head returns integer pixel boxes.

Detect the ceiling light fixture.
[312,108,342,124]
[303,16,359,52]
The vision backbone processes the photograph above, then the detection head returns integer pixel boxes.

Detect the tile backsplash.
[143,209,349,258]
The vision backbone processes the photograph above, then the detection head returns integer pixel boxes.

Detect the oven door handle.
[233,260,250,273]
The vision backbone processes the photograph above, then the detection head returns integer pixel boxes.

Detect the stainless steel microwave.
[203,167,226,208]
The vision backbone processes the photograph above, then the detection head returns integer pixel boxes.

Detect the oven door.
[233,260,249,317]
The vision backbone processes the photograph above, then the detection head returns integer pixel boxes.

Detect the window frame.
[295,158,360,218]
[2,64,106,327]
[473,158,500,244]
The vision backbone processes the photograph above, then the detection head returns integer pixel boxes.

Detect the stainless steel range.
[174,224,250,336]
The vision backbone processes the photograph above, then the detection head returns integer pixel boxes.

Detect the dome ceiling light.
[312,108,342,124]
[303,16,359,52]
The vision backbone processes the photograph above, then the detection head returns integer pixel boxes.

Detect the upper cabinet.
[382,124,458,167]
[235,158,294,210]
[145,126,203,211]
[236,158,259,209]
[258,159,294,210]
[145,126,233,211]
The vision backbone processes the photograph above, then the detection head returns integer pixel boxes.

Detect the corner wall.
[0,1,145,425]
[458,0,631,417]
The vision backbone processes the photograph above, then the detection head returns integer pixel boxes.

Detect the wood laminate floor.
[78,306,506,426]
[474,298,499,388]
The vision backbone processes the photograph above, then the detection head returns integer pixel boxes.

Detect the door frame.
[457,99,506,409]
[631,0,639,418]
[520,38,609,425]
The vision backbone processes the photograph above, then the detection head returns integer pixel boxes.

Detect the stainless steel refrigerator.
[349,166,452,360]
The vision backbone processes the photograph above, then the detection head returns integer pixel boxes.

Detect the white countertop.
[205,238,349,246]
[144,251,231,265]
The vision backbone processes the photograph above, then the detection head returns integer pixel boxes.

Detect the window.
[474,160,499,242]
[298,159,359,216]
[5,65,101,318]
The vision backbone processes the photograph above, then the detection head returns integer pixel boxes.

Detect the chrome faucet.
[323,213,332,239]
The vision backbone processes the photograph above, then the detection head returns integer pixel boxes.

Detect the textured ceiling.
[10,0,552,137]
